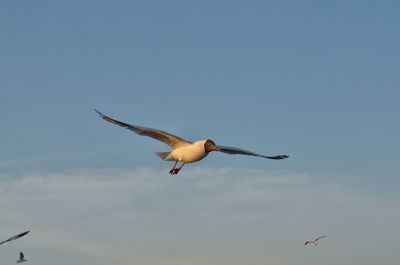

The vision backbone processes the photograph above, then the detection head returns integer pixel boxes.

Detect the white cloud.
[0,167,399,265]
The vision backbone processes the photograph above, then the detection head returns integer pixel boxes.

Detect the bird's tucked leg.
[169,160,179,174]
[169,162,185,175]
[174,163,185,174]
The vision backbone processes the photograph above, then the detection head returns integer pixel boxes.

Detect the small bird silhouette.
[305,235,326,246]
[17,252,27,263]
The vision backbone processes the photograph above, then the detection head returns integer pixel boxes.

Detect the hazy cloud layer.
[1,167,399,265]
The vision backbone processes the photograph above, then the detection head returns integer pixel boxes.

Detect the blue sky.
[1,1,399,264]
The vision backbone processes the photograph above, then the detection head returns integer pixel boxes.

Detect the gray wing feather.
[95,110,190,148]
[217,145,289,160]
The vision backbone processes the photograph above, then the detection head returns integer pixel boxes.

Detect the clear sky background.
[1,1,399,265]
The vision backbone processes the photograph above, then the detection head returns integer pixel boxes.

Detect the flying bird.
[95,110,289,174]
[305,235,326,246]
[0,231,30,246]
[17,252,27,263]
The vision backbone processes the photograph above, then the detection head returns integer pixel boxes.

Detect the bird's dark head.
[204,139,220,153]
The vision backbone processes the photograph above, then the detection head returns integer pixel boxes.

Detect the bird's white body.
[164,140,208,163]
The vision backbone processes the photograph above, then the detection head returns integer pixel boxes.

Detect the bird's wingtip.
[269,155,290,160]
[20,231,29,236]
[94,109,103,116]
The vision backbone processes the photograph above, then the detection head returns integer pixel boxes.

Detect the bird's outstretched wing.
[216,145,289,160]
[0,231,30,246]
[315,235,326,241]
[95,110,191,148]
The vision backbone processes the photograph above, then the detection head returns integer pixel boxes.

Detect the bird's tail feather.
[155,151,171,161]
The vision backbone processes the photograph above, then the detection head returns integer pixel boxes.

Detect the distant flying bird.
[305,235,326,246]
[17,252,27,263]
[0,231,30,246]
[95,110,289,174]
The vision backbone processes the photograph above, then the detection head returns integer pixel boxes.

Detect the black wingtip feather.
[94,109,103,115]
[268,155,289,160]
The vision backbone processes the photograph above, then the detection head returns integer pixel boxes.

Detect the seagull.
[305,235,326,246]
[17,252,27,263]
[95,110,289,174]
[0,231,30,246]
